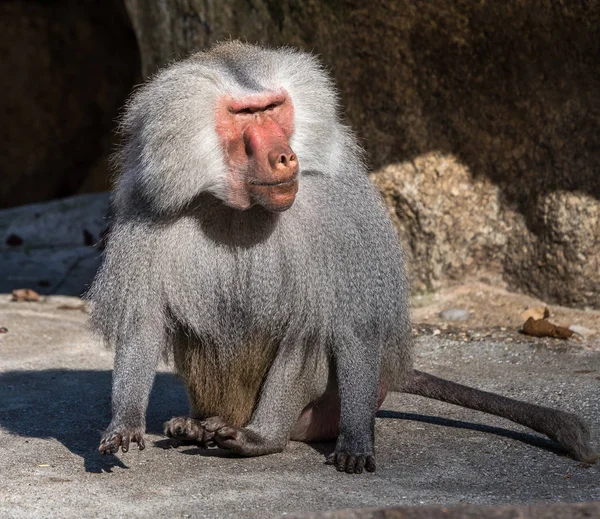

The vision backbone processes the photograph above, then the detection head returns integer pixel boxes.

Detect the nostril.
[268,148,298,170]
[278,154,297,167]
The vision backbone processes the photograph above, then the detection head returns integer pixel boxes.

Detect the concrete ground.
[0,296,598,518]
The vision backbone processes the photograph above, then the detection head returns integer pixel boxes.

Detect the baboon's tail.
[399,370,598,463]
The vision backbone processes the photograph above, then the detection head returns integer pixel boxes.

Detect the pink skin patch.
[215,90,298,212]
[290,382,389,442]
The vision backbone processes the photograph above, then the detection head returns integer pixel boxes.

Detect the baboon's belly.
[173,335,387,441]
[173,337,278,427]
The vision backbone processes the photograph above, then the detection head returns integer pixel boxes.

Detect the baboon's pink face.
[215,90,298,212]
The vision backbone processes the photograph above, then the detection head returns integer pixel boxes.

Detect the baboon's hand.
[325,451,376,474]
[99,427,145,455]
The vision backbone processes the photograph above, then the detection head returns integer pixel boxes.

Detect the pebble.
[439,308,470,322]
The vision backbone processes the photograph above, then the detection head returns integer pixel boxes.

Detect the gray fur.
[89,42,596,472]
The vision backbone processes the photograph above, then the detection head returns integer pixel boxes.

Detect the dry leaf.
[57,303,89,313]
[11,288,41,302]
[522,317,574,340]
[520,306,550,322]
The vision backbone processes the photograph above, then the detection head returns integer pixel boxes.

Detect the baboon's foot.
[200,416,285,457]
[164,416,214,444]
[99,426,145,455]
[325,451,376,474]
[324,432,376,474]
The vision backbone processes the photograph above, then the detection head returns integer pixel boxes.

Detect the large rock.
[0,0,139,209]
[0,194,110,296]
[122,1,600,308]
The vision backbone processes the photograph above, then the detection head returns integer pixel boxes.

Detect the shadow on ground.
[376,409,565,458]
[0,368,570,474]
[0,369,188,473]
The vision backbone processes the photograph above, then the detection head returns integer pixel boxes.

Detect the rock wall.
[0,0,139,208]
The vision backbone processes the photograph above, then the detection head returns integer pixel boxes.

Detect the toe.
[335,453,347,472]
[365,455,376,472]
[355,456,366,474]
[345,455,357,474]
